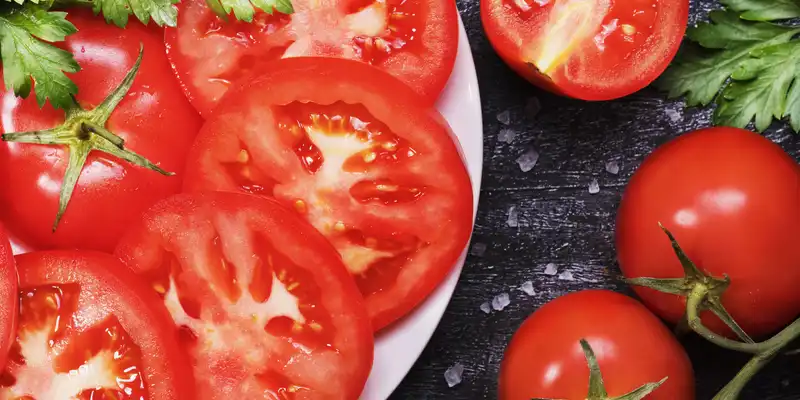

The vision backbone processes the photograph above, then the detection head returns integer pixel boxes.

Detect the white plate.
[361,15,484,400]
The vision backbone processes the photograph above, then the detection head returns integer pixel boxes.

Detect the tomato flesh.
[2,284,147,399]
[616,127,800,338]
[165,0,458,116]
[115,192,374,399]
[481,0,688,100]
[182,58,474,331]
[0,251,194,400]
[0,225,17,372]
[499,290,694,400]
[0,10,202,252]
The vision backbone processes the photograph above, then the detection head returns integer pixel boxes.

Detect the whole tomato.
[0,10,202,252]
[498,290,694,400]
[616,127,800,338]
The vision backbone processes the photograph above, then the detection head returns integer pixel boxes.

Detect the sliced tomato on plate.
[0,251,194,399]
[481,0,689,100]
[164,0,458,116]
[0,225,17,371]
[181,57,474,331]
[114,192,374,399]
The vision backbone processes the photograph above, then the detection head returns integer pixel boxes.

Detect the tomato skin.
[616,127,800,338]
[499,290,694,400]
[0,224,17,371]
[182,57,474,331]
[480,0,689,100]
[10,251,195,399]
[0,10,202,252]
[115,192,374,399]
[164,0,458,117]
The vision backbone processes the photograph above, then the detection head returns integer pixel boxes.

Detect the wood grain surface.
[389,0,800,399]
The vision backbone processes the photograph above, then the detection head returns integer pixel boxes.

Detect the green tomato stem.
[532,339,667,400]
[1,45,173,231]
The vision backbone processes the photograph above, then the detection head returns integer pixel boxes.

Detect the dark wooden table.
[390,0,800,399]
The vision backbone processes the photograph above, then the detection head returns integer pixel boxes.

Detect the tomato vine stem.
[630,225,800,398]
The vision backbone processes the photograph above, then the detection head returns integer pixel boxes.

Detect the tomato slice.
[0,251,194,399]
[164,0,458,116]
[114,192,374,399]
[181,57,474,331]
[0,225,17,371]
[481,0,689,100]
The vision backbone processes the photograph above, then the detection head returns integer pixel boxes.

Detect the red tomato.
[481,0,689,100]
[616,127,800,338]
[0,224,17,371]
[181,57,474,331]
[0,10,202,252]
[0,251,194,399]
[114,192,374,399]
[164,0,458,116]
[499,290,694,400]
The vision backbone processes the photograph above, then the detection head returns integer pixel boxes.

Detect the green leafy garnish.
[91,0,178,28]
[0,4,79,109]
[656,0,800,132]
[205,0,293,22]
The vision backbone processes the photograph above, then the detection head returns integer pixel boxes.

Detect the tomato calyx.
[625,223,754,344]
[626,224,800,399]
[533,339,667,400]
[1,45,173,231]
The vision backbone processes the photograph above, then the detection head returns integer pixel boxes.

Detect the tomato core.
[222,101,431,298]
[516,0,658,75]
[1,284,148,399]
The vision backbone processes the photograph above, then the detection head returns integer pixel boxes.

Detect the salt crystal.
[525,97,541,119]
[507,206,519,228]
[516,149,539,172]
[518,281,535,296]
[480,302,492,314]
[470,242,487,257]
[498,129,517,144]
[492,293,511,311]
[665,108,683,123]
[444,363,465,388]
[544,263,558,275]
[605,161,620,175]
[496,110,511,125]
[588,179,600,194]
[558,270,574,281]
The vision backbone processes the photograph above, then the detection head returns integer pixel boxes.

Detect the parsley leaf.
[721,0,800,22]
[92,0,178,27]
[205,0,293,22]
[0,5,79,109]
[656,3,800,132]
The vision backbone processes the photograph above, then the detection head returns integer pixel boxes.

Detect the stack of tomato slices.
[0,3,472,399]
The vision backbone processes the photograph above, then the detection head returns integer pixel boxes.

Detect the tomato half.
[181,57,474,331]
[0,224,17,371]
[616,127,800,338]
[481,0,689,100]
[114,192,374,399]
[0,251,194,399]
[0,10,202,252]
[499,290,694,400]
[164,0,458,116]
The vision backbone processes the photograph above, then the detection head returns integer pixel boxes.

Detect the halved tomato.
[0,251,194,399]
[114,192,374,399]
[164,0,458,116]
[481,0,689,100]
[181,57,474,331]
[0,224,17,371]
